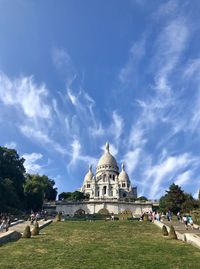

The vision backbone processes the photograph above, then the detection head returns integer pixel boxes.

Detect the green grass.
[0,221,200,269]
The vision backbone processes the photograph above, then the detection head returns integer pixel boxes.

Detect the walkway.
[162,219,200,237]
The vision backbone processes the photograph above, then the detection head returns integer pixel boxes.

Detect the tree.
[24,174,57,211]
[0,147,26,211]
[159,183,198,214]
[159,183,186,213]
[137,196,148,201]
[198,189,200,200]
[58,191,86,201]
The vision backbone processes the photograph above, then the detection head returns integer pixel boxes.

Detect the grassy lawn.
[0,220,200,269]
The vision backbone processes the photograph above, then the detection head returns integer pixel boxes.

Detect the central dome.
[96,143,118,173]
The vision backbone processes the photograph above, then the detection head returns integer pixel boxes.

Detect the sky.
[0,0,200,199]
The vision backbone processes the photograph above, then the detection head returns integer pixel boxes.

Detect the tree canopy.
[0,146,57,213]
[58,191,87,201]
[0,147,25,212]
[24,174,57,211]
[159,183,198,213]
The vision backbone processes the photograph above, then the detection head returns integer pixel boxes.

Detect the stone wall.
[154,220,200,250]
[56,200,152,216]
[0,231,21,245]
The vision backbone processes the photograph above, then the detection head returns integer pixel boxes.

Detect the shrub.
[22,225,31,238]
[169,225,177,239]
[162,225,169,236]
[143,213,148,221]
[56,212,62,222]
[32,221,39,236]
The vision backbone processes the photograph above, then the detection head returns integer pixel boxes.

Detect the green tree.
[24,174,57,211]
[58,192,72,201]
[0,147,25,211]
[137,196,148,201]
[159,183,186,213]
[58,191,86,201]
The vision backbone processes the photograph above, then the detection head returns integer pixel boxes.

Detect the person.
[0,220,4,232]
[155,212,160,221]
[161,212,165,222]
[177,211,181,221]
[152,211,156,223]
[5,219,9,232]
[111,212,114,221]
[182,215,188,230]
[30,213,35,225]
[188,215,194,230]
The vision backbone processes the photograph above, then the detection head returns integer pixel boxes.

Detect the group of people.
[0,215,11,233]
[140,211,194,230]
[140,211,168,222]
[30,210,48,225]
[177,212,194,230]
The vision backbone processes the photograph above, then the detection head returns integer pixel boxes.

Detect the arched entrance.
[74,209,85,216]
[98,208,110,215]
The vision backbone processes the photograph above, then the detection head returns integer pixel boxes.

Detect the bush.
[162,225,168,236]
[169,225,177,239]
[56,212,62,222]
[143,213,148,221]
[32,221,39,236]
[22,225,31,238]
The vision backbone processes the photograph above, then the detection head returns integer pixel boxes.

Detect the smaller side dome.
[118,163,130,182]
[84,165,94,182]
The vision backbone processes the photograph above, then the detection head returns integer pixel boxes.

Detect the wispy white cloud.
[20,125,67,155]
[154,0,179,20]
[4,141,17,149]
[52,48,76,83]
[0,72,51,120]
[123,148,141,177]
[22,152,43,174]
[147,153,197,198]
[110,111,124,144]
[175,170,192,186]
[154,18,189,93]
[68,139,98,169]
[119,37,146,84]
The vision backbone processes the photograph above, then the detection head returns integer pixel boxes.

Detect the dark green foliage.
[0,145,57,213]
[58,191,87,201]
[198,190,200,200]
[31,221,39,236]
[0,147,25,211]
[24,174,57,211]
[22,225,31,238]
[162,225,168,236]
[137,196,148,201]
[169,225,177,240]
[159,183,198,214]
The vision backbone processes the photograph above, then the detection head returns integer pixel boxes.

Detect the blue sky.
[0,0,200,199]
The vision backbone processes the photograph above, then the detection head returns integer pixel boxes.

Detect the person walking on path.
[183,215,188,230]
[177,212,181,221]
[188,215,194,230]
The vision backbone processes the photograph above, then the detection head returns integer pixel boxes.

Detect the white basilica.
[81,143,137,200]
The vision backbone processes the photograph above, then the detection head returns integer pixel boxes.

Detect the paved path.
[162,219,200,236]
[9,220,51,234]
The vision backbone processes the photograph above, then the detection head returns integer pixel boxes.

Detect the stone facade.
[56,200,152,216]
[80,143,137,200]
[56,142,152,216]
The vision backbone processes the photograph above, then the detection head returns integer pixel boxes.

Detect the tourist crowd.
[140,211,194,230]
[29,210,48,225]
